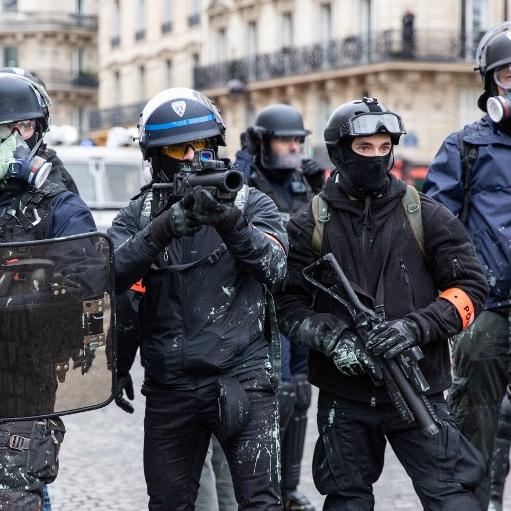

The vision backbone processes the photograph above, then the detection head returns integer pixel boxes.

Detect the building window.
[75,0,83,15]
[3,0,17,12]
[165,59,173,87]
[135,0,146,41]
[281,12,293,48]
[138,65,145,101]
[216,28,227,63]
[188,0,200,26]
[162,0,173,33]
[247,21,257,57]
[3,46,18,67]
[360,0,371,40]
[320,3,332,45]
[114,70,121,105]
[111,0,120,47]
[72,48,85,74]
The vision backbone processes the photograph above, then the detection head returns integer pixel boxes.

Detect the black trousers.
[313,391,485,511]
[142,371,281,511]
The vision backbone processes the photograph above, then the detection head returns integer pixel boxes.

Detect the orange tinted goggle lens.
[162,140,209,159]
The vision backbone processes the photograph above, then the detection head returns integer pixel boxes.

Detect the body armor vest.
[0,182,66,243]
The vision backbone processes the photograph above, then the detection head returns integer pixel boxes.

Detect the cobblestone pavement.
[49,359,511,510]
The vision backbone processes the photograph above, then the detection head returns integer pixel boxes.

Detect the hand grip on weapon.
[182,185,238,229]
[149,198,201,247]
[328,327,383,380]
[114,373,135,414]
[366,319,421,359]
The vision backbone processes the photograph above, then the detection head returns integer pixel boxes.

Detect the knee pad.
[293,374,311,413]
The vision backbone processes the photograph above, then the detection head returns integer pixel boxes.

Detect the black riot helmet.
[247,103,311,170]
[0,72,51,135]
[138,87,226,160]
[475,22,511,113]
[324,98,406,197]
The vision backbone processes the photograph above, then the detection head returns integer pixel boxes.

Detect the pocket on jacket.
[398,256,416,308]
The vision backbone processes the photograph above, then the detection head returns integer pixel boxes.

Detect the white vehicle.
[53,145,146,232]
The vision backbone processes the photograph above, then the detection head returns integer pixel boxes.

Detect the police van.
[53,145,146,232]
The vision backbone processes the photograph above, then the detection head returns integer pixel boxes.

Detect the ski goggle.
[0,120,36,141]
[161,139,210,160]
[345,113,406,137]
[494,65,511,90]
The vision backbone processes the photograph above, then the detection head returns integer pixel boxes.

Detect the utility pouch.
[216,377,251,442]
[26,418,66,484]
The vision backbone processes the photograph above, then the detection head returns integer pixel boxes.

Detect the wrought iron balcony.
[194,29,481,90]
[37,70,98,90]
[89,101,147,131]
[0,12,98,31]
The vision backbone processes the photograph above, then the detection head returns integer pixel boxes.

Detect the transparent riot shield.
[0,232,115,420]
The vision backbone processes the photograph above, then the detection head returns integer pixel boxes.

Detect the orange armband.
[130,280,146,294]
[438,288,475,330]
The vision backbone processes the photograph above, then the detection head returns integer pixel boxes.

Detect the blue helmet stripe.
[145,113,215,131]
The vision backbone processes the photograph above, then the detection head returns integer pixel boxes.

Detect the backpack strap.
[311,194,330,257]
[458,128,478,224]
[401,185,425,258]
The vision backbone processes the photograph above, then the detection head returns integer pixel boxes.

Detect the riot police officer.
[0,73,96,510]
[235,103,323,511]
[108,88,288,510]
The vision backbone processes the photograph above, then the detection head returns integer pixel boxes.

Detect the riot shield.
[0,232,115,420]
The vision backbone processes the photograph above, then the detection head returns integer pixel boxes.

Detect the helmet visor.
[260,136,306,170]
[161,139,210,160]
[348,113,406,137]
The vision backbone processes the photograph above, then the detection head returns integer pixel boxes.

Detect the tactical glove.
[301,158,325,177]
[182,185,239,229]
[329,328,382,380]
[149,199,200,248]
[115,373,135,414]
[366,318,421,359]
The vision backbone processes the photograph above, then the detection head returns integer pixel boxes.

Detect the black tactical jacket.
[277,176,488,404]
[108,186,288,386]
[248,164,323,224]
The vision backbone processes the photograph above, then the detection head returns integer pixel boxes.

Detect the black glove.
[182,186,240,229]
[149,199,200,248]
[115,373,135,414]
[329,328,382,380]
[366,319,421,359]
[301,158,325,177]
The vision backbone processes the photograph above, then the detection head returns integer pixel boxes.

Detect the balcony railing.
[0,12,98,31]
[89,101,147,131]
[194,30,482,90]
[38,70,98,90]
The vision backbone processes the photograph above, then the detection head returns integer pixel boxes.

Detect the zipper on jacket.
[400,257,410,286]
[370,396,376,407]
[451,257,461,279]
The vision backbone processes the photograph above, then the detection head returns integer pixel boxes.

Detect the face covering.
[0,132,51,188]
[339,145,392,196]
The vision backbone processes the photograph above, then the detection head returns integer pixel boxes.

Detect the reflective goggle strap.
[439,287,475,330]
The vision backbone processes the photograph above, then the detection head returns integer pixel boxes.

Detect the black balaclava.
[336,141,393,198]
[258,156,295,185]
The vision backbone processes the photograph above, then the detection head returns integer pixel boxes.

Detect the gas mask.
[0,131,51,188]
[487,65,511,124]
